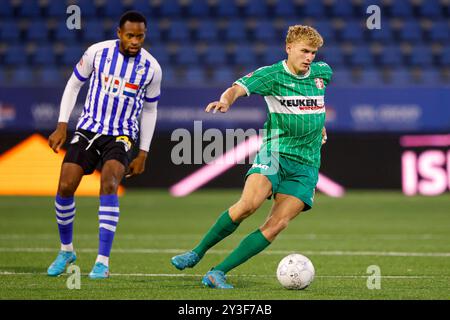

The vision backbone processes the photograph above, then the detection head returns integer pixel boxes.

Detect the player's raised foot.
[171,251,200,270]
[202,270,234,289]
[47,250,77,277]
[88,262,109,279]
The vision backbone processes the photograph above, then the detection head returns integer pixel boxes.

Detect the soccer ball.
[276,253,315,290]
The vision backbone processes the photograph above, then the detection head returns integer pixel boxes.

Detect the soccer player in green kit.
[171,25,332,288]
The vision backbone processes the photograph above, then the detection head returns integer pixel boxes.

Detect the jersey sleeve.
[144,63,162,103]
[73,45,96,82]
[234,66,273,96]
[315,62,333,85]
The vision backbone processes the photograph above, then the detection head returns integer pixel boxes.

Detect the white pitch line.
[0,271,448,279]
[0,247,449,257]
[1,233,449,240]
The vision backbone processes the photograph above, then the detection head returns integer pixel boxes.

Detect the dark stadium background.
[0,0,448,194]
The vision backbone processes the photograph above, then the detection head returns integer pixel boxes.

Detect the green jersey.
[235,60,332,168]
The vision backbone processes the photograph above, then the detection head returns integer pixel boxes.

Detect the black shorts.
[63,129,134,175]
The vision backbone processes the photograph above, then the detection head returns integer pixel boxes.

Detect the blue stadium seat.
[61,45,84,66]
[302,1,325,17]
[233,45,256,65]
[40,66,63,84]
[175,45,199,65]
[399,20,423,42]
[409,46,433,66]
[146,21,162,44]
[331,68,354,85]
[330,0,354,17]
[54,22,80,42]
[429,20,449,42]
[359,68,385,86]
[252,20,276,42]
[340,21,365,42]
[82,20,105,42]
[161,66,176,86]
[212,66,235,85]
[12,66,35,84]
[319,45,345,67]
[101,0,125,18]
[0,20,21,42]
[184,66,205,84]
[274,0,297,17]
[45,0,67,17]
[26,21,49,42]
[18,0,41,17]
[261,45,286,65]
[245,0,268,17]
[419,69,441,85]
[167,21,190,43]
[204,45,227,65]
[368,22,393,42]
[379,45,403,66]
[4,45,28,65]
[440,45,450,65]
[129,0,152,17]
[312,21,335,42]
[148,45,170,65]
[350,46,374,67]
[71,0,97,17]
[389,69,411,85]
[0,67,6,83]
[216,0,239,17]
[224,19,247,42]
[33,45,56,65]
[188,0,210,17]
[0,0,14,16]
[195,20,219,42]
[389,1,413,18]
[160,0,181,17]
[419,0,442,17]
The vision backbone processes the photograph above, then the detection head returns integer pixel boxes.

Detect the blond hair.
[286,25,324,48]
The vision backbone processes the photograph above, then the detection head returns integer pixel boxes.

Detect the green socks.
[213,229,271,274]
[192,210,240,258]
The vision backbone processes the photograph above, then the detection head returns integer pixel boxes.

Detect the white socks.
[95,254,109,266]
[60,243,74,252]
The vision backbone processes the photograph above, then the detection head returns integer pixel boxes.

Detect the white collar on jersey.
[282,60,311,79]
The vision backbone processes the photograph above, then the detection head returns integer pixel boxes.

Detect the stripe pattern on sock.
[55,195,75,245]
[98,195,120,257]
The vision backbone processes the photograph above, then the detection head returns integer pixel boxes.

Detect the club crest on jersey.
[135,64,146,75]
[116,136,132,152]
[314,78,324,89]
[101,73,139,98]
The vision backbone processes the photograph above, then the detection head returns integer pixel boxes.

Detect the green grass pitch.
[0,190,449,300]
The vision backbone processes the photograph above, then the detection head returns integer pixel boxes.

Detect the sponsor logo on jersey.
[314,78,324,89]
[251,163,269,170]
[244,71,254,78]
[101,73,140,98]
[135,64,146,75]
[116,136,132,152]
[280,99,320,107]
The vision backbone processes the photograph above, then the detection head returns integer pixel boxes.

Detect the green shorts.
[245,152,319,211]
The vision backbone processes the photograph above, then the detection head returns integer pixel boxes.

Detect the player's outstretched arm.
[126,150,148,178]
[126,101,158,178]
[205,84,247,114]
[48,122,68,153]
[321,127,327,145]
[48,73,85,153]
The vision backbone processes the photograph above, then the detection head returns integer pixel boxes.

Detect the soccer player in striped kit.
[171,25,331,288]
[47,11,161,279]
